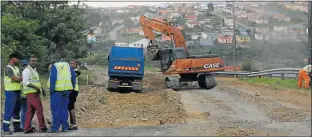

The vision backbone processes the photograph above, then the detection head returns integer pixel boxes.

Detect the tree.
[1,1,91,65]
[175,17,186,25]
[1,13,46,63]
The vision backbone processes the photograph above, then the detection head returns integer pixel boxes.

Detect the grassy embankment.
[239,77,310,93]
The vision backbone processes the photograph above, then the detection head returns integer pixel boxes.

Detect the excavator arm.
[139,15,188,53]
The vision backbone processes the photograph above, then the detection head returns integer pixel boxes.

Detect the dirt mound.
[75,86,187,128]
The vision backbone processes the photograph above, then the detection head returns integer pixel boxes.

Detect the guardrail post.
[281,73,285,80]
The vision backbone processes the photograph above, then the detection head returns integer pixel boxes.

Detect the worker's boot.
[69,110,78,130]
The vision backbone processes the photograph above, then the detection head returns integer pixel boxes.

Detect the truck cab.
[107,46,145,92]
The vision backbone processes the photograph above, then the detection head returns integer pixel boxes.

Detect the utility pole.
[232,0,237,79]
[309,1,312,66]
[308,1,312,90]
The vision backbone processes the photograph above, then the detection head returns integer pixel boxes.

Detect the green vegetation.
[239,77,309,92]
[78,52,109,66]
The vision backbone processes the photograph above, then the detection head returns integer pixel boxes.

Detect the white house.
[115,38,149,48]
[224,17,234,27]
[255,33,269,40]
[273,26,288,32]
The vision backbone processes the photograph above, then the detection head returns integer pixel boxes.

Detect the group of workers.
[2,53,81,135]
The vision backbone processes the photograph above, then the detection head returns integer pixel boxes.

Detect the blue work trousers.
[2,91,22,132]
[50,91,70,131]
[20,97,27,129]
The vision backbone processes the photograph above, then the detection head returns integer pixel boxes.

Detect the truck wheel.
[204,74,217,89]
[165,77,170,88]
[107,88,115,92]
[197,75,206,89]
[135,90,143,93]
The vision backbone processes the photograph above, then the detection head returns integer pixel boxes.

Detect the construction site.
[6,67,309,136]
[1,1,312,136]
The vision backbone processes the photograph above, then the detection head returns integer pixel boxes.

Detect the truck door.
[160,49,174,72]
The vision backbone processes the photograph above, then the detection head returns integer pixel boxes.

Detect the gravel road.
[7,77,311,136]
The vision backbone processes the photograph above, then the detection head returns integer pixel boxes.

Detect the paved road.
[8,82,310,136]
[108,25,125,40]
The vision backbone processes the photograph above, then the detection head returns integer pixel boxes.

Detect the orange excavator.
[139,15,225,90]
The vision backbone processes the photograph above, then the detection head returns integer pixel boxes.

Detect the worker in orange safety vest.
[298,64,311,89]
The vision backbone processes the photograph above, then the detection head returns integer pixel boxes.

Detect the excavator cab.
[153,47,187,72]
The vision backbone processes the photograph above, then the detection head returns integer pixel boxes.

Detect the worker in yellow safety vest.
[68,59,81,130]
[298,64,311,89]
[22,55,48,133]
[47,56,76,133]
[2,53,24,135]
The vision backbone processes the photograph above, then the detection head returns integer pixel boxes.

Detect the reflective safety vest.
[74,69,79,91]
[4,65,21,91]
[54,62,73,91]
[23,66,41,95]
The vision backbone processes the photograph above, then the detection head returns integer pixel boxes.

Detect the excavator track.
[164,73,217,91]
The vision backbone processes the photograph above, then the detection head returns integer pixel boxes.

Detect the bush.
[242,60,255,71]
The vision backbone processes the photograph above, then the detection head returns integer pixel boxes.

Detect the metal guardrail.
[214,68,301,80]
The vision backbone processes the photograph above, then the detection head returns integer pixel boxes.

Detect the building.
[217,35,233,44]
[255,33,269,40]
[186,21,200,28]
[224,17,234,27]
[236,35,250,43]
[115,38,149,48]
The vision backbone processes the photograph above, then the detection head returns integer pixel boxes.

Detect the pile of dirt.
[74,86,187,128]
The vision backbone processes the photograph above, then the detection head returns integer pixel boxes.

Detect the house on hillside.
[248,15,269,24]
[272,14,291,22]
[217,35,233,44]
[170,13,181,19]
[255,33,269,40]
[236,35,250,44]
[157,10,169,16]
[115,38,149,48]
[255,27,269,33]
[186,21,200,28]
[273,26,288,32]
[185,15,197,21]
[111,19,123,25]
[224,17,234,27]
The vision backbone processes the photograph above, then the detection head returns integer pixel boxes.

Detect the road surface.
[108,25,124,40]
[7,77,311,136]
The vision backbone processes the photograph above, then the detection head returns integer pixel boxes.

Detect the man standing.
[22,55,48,133]
[2,53,24,135]
[48,57,76,133]
[68,60,81,130]
[298,64,311,89]
[20,59,28,130]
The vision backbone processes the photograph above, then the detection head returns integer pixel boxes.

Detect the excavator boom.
[139,15,188,53]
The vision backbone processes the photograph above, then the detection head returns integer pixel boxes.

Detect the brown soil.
[39,72,187,128]
[216,77,311,112]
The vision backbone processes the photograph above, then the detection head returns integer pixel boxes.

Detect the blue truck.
[107,46,145,92]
